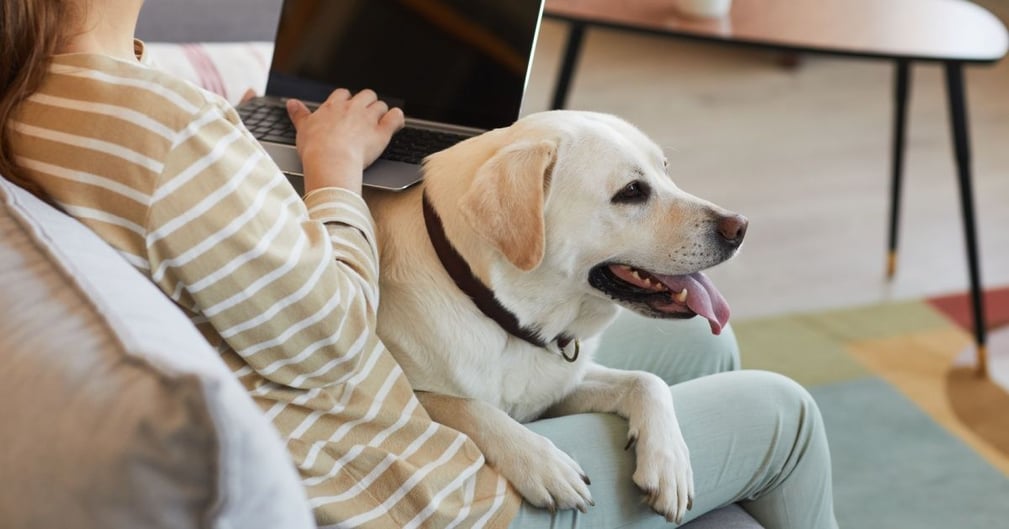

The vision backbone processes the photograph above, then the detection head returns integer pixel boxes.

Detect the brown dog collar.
[422,192,578,362]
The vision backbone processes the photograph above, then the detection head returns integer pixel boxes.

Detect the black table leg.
[945,61,988,377]
[887,59,911,279]
[551,22,586,110]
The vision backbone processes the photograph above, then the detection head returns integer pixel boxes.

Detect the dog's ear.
[459,139,556,271]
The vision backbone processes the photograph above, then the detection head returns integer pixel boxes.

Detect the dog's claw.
[625,435,637,450]
[687,497,693,511]
[582,474,591,485]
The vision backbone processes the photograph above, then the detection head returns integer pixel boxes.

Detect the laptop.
[238,0,546,192]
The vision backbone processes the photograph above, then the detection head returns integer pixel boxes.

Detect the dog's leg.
[546,363,693,524]
[416,391,594,513]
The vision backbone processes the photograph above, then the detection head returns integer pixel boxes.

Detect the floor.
[519,6,1009,322]
[730,297,1009,527]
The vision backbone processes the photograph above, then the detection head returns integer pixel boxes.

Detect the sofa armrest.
[0,176,314,529]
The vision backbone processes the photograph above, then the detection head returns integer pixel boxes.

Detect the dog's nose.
[717,214,748,247]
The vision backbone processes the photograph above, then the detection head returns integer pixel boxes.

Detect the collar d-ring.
[560,339,580,363]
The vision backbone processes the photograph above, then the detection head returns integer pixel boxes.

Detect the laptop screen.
[266,0,545,131]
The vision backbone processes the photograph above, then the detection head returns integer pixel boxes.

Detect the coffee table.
[544,0,1008,376]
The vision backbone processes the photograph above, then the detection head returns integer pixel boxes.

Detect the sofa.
[0,2,763,528]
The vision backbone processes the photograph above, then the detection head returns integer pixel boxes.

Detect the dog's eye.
[612,181,650,204]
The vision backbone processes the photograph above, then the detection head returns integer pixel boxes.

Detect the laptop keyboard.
[237,100,470,165]
[381,127,470,164]
[238,101,297,145]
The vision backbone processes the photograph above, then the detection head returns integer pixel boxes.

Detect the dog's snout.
[717,214,748,247]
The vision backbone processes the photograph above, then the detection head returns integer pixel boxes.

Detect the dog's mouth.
[588,263,731,335]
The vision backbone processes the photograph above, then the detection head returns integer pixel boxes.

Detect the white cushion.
[0,176,314,529]
[144,42,273,105]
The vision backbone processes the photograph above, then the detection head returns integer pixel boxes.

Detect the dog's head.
[423,110,746,336]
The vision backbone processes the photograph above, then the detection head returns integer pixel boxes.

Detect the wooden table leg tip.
[886,251,898,279]
[976,344,988,378]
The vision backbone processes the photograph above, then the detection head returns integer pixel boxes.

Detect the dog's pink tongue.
[656,272,731,335]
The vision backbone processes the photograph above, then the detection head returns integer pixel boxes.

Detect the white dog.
[364,110,747,523]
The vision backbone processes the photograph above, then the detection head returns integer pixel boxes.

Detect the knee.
[594,311,741,384]
[709,323,742,373]
[727,371,832,497]
[740,370,815,404]
[671,317,742,379]
[735,370,825,435]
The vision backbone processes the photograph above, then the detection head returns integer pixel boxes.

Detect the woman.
[0,1,839,527]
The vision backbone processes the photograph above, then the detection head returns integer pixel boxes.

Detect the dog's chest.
[379,297,594,422]
[494,340,596,421]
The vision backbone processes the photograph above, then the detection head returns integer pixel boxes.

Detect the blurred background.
[520,3,1009,320]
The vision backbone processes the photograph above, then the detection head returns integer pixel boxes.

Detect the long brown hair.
[0,0,77,193]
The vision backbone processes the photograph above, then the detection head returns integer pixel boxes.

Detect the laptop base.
[261,142,424,193]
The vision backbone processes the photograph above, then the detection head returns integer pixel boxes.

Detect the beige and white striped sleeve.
[145,99,380,389]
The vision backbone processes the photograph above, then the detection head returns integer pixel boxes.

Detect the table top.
[545,0,1009,63]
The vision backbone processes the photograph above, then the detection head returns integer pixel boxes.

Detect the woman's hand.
[286,88,405,195]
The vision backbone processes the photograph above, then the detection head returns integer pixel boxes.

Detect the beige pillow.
[0,176,314,529]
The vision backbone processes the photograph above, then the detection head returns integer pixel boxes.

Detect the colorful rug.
[732,287,1009,529]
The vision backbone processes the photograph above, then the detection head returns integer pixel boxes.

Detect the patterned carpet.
[733,287,1009,528]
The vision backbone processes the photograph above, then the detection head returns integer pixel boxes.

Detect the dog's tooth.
[632,270,642,280]
[675,289,689,303]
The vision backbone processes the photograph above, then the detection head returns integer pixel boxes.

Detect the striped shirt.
[10,43,518,528]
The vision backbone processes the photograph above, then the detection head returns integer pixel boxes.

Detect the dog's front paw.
[493,430,594,513]
[628,416,694,524]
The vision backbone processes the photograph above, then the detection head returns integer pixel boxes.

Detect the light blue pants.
[509,311,839,529]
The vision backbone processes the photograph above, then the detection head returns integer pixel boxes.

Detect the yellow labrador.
[364,110,747,523]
